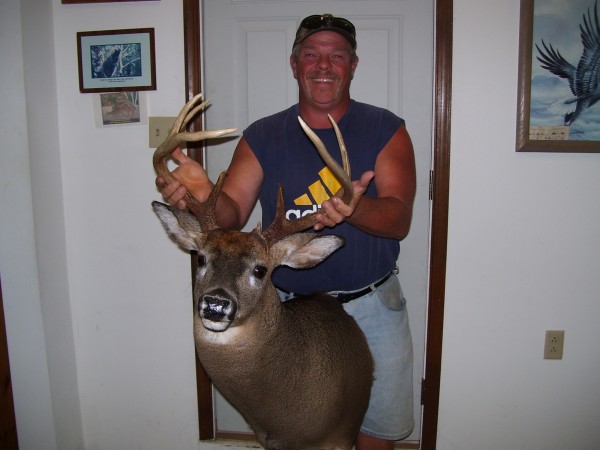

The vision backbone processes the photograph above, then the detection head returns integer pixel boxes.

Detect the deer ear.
[152,201,203,252]
[272,234,344,269]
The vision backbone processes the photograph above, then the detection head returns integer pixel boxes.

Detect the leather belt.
[277,271,394,304]
[329,271,394,303]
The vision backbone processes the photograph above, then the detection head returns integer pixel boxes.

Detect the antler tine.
[263,185,320,247]
[328,114,352,185]
[186,171,228,230]
[297,116,353,203]
[152,94,236,225]
[181,96,212,129]
[175,93,206,133]
[153,94,236,181]
[263,116,354,247]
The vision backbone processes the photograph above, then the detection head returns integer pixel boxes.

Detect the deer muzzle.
[199,288,238,332]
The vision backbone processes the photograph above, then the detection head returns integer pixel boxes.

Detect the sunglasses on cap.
[293,14,357,50]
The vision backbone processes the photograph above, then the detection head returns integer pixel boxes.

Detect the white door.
[201,0,433,443]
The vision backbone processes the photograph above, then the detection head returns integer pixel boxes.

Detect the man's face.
[290,31,358,110]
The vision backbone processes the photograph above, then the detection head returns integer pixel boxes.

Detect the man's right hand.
[155,148,212,210]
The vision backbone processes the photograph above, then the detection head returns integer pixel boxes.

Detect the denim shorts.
[277,275,414,440]
[342,274,414,440]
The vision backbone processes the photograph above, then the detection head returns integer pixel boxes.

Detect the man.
[158,14,416,449]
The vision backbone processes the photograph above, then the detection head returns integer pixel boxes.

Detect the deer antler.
[153,93,237,220]
[263,115,353,246]
[300,115,352,199]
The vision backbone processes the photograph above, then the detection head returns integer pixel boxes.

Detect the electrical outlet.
[544,330,564,360]
[148,116,176,148]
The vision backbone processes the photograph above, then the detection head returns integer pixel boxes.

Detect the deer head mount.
[151,96,371,450]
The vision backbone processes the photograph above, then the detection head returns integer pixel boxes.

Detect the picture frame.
[93,92,147,127]
[516,0,600,153]
[77,28,156,93]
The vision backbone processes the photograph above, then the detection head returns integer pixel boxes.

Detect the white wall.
[438,0,600,449]
[3,0,203,448]
[3,0,600,449]
[52,0,206,449]
[1,0,63,448]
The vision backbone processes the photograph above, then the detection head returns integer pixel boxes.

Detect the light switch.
[148,116,176,148]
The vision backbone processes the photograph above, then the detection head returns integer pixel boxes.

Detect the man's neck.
[298,99,351,129]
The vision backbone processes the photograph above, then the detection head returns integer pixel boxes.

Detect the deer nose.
[199,289,237,323]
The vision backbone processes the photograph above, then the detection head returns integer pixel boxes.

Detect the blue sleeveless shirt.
[244,100,404,294]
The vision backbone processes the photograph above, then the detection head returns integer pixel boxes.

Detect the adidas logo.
[285,166,341,220]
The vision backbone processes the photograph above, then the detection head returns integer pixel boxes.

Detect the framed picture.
[516,0,600,152]
[77,28,156,93]
[93,92,147,127]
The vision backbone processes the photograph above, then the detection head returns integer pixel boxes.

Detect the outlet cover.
[149,116,176,148]
[544,330,564,360]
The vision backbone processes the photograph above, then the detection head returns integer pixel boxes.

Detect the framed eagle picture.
[516,0,600,152]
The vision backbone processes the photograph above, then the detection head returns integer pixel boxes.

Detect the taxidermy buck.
[152,94,373,450]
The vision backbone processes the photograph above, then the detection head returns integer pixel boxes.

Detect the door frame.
[0,278,19,449]
[181,0,452,448]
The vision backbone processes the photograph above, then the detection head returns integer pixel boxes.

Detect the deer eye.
[253,265,267,279]
[197,254,206,267]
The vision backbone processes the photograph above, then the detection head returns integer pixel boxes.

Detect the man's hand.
[155,148,212,210]
[314,171,374,230]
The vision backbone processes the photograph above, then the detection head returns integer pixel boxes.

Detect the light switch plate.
[148,116,176,148]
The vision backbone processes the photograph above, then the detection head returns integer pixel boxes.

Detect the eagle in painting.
[536,1,600,125]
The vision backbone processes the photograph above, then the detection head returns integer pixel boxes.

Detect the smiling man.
[291,21,358,120]
[157,13,417,449]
